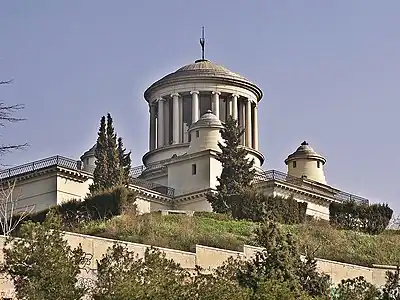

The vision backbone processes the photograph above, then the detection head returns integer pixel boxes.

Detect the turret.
[284,141,327,184]
[80,144,96,172]
[187,110,223,154]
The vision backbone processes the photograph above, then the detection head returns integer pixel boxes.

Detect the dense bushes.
[7,186,136,233]
[329,200,393,235]
[226,191,307,224]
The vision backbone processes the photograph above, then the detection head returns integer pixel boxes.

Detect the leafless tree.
[388,215,400,230]
[0,179,35,236]
[0,79,28,156]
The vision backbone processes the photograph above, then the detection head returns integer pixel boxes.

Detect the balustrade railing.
[255,169,369,205]
[0,155,175,198]
[0,156,83,179]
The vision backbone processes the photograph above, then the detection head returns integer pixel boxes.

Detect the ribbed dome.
[189,110,222,130]
[285,141,326,164]
[80,143,96,160]
[172,59,250,81]
[144,59,262,100]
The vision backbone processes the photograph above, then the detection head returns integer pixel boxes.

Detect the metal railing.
[0,155,175,198]
[130,156,176,179]
[130,178,175,198]
[255,169,369,205]
[0,156,83,179]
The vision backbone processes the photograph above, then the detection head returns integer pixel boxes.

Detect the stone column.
[246,99,252,148]
[239,99,246,145]
[171,93,180,144]
[231,93,238,120]
[149,103,156,150]
[227,98,232,117]
[179,96,183,143]
[212,91,220,118]
[253,103,259,151]
[190,91,200,123]
[157,97,165,147]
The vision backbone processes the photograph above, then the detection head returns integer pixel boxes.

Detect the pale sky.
[1,1,399,213]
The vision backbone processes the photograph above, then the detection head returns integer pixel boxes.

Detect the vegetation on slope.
[71,211,400,267]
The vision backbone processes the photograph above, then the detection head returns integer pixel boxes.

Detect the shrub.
[228,191,307,224]
[329,200,393,235]
[9,186,136,232]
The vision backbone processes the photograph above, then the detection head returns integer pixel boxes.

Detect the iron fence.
[255,169,369,205]
[0,156,82,179]
[0,155,175,198]
[130,177,175,198]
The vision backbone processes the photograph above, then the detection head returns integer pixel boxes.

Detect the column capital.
[231,93,239,98]
[190,90,200,95]
[170,92,180,98]
[212,91,221,96]
[157,97,166,102]
[244,97,255,104]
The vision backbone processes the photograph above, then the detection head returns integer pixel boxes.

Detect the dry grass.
[71,212,400,267]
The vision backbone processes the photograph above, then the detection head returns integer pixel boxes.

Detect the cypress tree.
[207,116,255,214]
[106,113,122,187]
[117,137,132,186]
[89,116,108,194]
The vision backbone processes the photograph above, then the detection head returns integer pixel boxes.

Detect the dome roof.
[80,143,96,160]
[285,141,326,164]
[173,59,249,81]
[144,59,263,100]
[189,110,222,130]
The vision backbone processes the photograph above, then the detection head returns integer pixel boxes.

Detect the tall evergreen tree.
[207,116,255,214]
[106,113,122,187]
[117,137,132,186]
[89,116,108,193]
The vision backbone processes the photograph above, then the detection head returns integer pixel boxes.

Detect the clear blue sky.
[1,1,399,213]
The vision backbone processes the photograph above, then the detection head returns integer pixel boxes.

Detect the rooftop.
[0,155,369,205]
[144,59,263,100]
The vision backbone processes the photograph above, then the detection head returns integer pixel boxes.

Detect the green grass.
[71,211,400,267]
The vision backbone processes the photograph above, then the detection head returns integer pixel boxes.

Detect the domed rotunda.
[142,58,264,173]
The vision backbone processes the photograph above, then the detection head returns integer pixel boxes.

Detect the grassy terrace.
[71,212,400,267]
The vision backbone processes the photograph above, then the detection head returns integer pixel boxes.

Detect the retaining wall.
[0,232,396,298]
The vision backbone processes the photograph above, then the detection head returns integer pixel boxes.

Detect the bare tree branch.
[0,102,26,125]
[0,80,13,85]
[0,79,28,156]
[0,179,35,236]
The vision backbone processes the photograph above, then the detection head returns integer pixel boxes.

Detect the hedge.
[329,200,393,235]
[228,192,307,224]
[2,186,136,234]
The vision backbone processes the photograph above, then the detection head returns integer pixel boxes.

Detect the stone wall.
[0,232,396,298]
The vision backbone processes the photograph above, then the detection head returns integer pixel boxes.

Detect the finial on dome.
[199,26,205,60]
[205,109,212,114]
[301,141,309,146]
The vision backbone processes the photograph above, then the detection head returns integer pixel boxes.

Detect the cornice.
[256,179,336,206]
[131,185,174,203]
[0,166,92,186]
[173,188,212,203]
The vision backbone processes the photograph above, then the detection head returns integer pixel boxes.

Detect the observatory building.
[0,56,369,220]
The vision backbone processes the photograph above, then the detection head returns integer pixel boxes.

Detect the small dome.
[144,59,263,101]
[189,110,222,130]
[80,143,96,160]
[285,141,326,164]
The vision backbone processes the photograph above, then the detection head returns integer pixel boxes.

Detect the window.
[192,164,197,175]
[196,130,200,138]
[293,161,297,168]
[188,133,191,142]
[317,161,320,168]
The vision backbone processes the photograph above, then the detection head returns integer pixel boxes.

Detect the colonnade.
[149,91,259,152]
